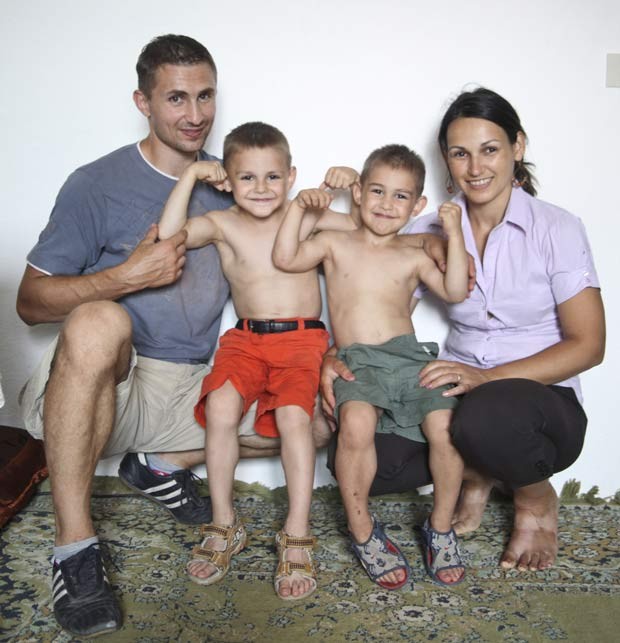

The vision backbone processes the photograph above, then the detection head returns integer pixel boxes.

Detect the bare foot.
[500,480,558,571]
[452,473,494,536]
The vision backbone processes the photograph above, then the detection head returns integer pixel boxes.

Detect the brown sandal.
[187,517,247,585]
[274,530,317,600]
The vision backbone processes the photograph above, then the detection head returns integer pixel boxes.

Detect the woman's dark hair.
[438,88,537,196]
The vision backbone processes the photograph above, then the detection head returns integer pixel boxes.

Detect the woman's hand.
[418,359,491,396]
[320,353,355,418]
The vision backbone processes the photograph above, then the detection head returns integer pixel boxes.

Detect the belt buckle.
[268,320,275,333]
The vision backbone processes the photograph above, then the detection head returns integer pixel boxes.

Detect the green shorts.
[334,333,458,443]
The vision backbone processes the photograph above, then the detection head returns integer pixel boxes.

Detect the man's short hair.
[136,34,217,96]
[223,122,291,169]
[360,144,426,196]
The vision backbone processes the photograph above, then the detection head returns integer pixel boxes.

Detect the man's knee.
[56,302,133,376]
[61,302,132,354]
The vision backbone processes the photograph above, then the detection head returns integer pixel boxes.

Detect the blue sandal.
[350,516,410,590]
[420,518,465,586]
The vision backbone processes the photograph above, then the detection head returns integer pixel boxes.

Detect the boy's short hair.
[360,144,426,196]
[223,122,291,169]
[137,34,217,97]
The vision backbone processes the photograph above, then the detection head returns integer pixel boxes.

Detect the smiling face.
[134,62,217,170]
[226,146,296,219]
[354,164,426,236]
[445,117,525,217]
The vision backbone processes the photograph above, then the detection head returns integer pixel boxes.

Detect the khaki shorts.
[20,336,258,458]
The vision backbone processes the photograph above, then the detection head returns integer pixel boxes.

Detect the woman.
[322,87,605,572]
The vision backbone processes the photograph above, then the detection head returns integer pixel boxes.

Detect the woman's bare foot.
[452,471,494,536]
[500,480,558,571]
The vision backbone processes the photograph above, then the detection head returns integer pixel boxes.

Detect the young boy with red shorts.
[158,121,359,599]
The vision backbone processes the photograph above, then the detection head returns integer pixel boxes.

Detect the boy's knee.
[338,422,374,452]
[422,411,452,444]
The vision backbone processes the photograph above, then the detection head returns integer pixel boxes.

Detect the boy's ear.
[411,195,428,217]
[133,90,151,118]
[352,181,362,205]
[223,177,232,192]
[288,166,297,189]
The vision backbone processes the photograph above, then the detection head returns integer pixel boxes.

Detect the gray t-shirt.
[27,143,233,363]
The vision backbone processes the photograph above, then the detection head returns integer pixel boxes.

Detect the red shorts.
[194,320,329,438]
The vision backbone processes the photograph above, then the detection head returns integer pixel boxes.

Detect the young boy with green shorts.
[273,144,469,589]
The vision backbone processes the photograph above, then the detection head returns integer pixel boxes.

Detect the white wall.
[1,0,618,495]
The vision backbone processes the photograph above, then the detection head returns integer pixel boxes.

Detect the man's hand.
[295,188,333,211]
[121,224,187,290]
[320,166,359,191]
[320,352,355,419]
[193,160,230,192]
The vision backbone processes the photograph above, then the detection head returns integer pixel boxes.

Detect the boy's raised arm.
[314,166,360,232]
[159,161,228,248]
[273,189,332,272]
[416,203,469,303]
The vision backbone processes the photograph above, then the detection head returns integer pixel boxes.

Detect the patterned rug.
[1,478,619,642]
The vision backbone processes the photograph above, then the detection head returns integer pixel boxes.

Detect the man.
[16,34,286,637]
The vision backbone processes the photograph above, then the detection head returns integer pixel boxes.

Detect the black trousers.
[327,379,588,494]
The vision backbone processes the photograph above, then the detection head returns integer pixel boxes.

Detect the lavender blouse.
[403,187,600,402]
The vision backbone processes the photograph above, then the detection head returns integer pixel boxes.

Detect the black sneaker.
[118,452,212,524]
[52,544,122,637]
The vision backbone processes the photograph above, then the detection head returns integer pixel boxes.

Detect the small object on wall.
[606,53,620,88]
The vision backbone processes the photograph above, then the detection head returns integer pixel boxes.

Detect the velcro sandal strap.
[276,532,317,549]
[277,560,315,576]
[200,524,231,539]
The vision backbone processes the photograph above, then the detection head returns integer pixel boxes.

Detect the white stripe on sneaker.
[143,479,178,494]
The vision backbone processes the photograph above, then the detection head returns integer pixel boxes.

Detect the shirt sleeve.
[544,213,600,305]
[27,169,107,276]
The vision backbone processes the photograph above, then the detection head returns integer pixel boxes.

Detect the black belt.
[235,319,325,334]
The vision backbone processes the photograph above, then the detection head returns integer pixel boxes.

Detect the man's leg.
[44,301,132,546]
[43,301,130,636]
[336,401,405,587]
[274,405,316,599]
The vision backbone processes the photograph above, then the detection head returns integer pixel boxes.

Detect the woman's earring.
[446,175,454,194]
